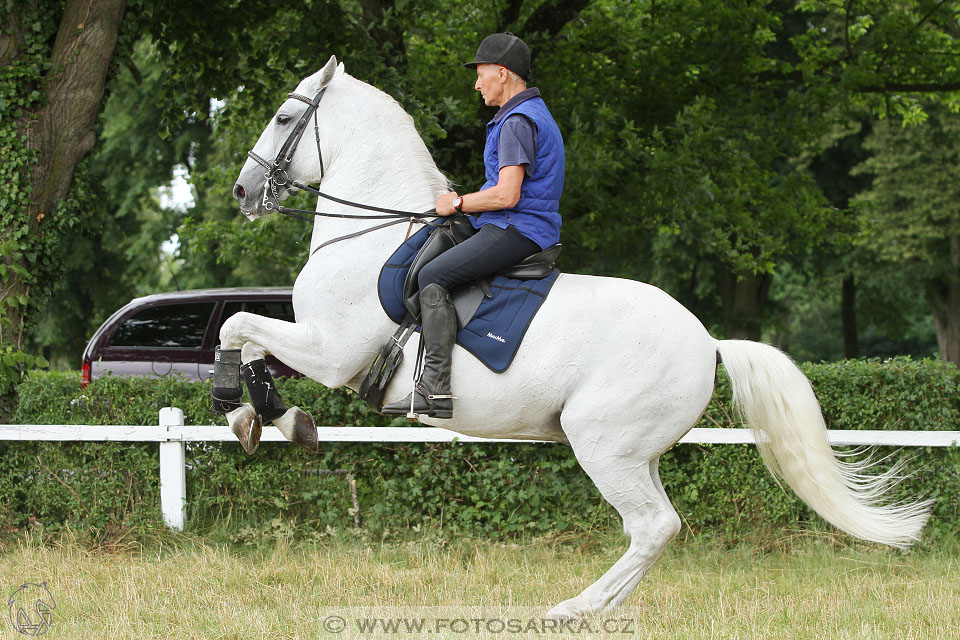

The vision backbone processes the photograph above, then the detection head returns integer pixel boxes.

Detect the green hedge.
[4,358,959,543]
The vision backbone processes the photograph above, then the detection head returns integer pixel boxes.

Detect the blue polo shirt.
[472,88,565,249]
[498,115,537,178]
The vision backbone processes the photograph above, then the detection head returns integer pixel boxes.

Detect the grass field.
[2,529,957,639]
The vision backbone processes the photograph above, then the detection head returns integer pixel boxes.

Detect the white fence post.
[158,407,186,531]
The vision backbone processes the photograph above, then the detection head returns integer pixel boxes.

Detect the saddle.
[361,217,561,411]
[402,215,561,327]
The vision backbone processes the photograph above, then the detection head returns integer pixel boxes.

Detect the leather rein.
[245,87,439,253]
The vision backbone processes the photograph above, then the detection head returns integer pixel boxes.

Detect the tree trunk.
[0,5,25,68]
[925,235,960,366]
[717,269,771,341]
[2,0,126,351]
[841,273,859,358]
[29,0,126,215]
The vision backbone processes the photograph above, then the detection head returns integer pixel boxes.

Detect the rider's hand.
[436,191,459,216]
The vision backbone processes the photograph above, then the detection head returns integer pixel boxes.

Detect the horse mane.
[328,73,451,205]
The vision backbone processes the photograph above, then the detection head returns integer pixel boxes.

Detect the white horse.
[223,56,930,618]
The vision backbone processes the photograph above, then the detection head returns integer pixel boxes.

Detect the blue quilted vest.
[473,94,565,249]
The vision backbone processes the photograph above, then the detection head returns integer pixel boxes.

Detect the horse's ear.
[316,56,337,91]
[309,55,340,91]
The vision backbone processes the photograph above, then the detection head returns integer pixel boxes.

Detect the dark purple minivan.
[81,287,298,387]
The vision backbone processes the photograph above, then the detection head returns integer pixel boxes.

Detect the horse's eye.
[276,114,291,126]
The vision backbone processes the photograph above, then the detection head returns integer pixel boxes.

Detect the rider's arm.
[436,165,525,216]
[436,114,535,216]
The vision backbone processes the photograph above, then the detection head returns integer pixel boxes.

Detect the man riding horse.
[383,32,566,419]
[225,47,930,617]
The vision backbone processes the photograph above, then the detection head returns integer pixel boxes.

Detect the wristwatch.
[452,195,464,212]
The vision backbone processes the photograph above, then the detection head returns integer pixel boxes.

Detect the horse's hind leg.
[547,451,681,618]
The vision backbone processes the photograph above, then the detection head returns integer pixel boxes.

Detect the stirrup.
[405,389,457,421]
[406,387,417,421]
[405,391,458,418]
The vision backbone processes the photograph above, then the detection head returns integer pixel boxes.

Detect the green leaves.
[7,359,960,541]
[9,0,960,378]
[0,346,47,400]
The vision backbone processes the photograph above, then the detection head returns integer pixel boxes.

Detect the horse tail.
[716,340,931,548]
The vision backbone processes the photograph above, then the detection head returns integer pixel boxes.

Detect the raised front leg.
[217,313,323,454]
[240,358,317,454]
[210,346,262,454]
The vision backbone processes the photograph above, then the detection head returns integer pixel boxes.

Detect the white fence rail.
[2,407,958,531]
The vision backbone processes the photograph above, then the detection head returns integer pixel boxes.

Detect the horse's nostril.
[234,184,246,201]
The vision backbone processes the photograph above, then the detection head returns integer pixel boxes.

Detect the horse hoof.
[289,407,319,453]
[229,405,262,454]
[546,597,588,620]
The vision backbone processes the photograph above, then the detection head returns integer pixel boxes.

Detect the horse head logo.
[7,582,56,636]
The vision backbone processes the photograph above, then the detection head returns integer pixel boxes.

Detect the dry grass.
[1,529,957,639]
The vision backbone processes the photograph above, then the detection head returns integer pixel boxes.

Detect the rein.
[247,87,442,253]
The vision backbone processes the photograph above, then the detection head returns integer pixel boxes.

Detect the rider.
[382,32,566,419]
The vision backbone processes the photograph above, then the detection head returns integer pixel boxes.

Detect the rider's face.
[474,64,506,107]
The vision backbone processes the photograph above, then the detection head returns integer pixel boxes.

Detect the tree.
[549,0,960,339]
[7,0,960,379]
[1,0,129,390]
[26,38,199,365]
[853,105,960,365]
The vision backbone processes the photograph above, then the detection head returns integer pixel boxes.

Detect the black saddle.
[402,217,561,327]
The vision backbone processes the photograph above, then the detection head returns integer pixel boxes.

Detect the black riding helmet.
[464,32,531,82]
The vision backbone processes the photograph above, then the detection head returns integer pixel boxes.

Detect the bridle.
[245,86,440,253]
[247,88,328,213]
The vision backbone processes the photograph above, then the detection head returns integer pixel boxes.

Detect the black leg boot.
[241,358,288,422]
[211,347,243,414]
[382,283,456,419]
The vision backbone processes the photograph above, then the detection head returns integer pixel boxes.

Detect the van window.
[108,302,216,348]
[217,300,295,338]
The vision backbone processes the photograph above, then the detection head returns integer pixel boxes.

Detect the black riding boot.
[382,283,456,419]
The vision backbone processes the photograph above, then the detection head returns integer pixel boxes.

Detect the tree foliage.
[853,104,960,363]
[5,0,960,378]
[28,39,189,364]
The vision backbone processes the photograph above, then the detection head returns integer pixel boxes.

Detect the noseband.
[247,88,327,212]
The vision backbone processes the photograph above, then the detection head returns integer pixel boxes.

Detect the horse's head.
[233,55,344,219]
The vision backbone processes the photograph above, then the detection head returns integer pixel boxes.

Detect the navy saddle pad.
[377,225,559,373]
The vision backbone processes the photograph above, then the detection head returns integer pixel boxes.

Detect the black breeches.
[417,222,540,292]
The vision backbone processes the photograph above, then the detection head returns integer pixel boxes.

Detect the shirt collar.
[491,87,541,124]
